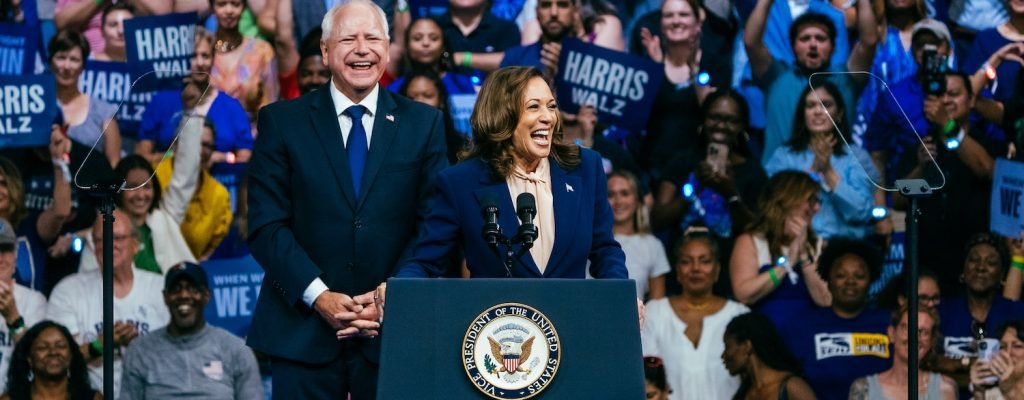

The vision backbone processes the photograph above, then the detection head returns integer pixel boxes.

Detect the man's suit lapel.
[547,161,581,275]
[358,90,399,209]
[473,171,543,278]
[310,87,358,208]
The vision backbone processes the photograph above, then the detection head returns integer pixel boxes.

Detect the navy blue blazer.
[396,149,627,279]
[246,85,447,364]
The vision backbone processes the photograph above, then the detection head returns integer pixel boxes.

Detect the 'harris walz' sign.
[0,75,57,148]
[80,61,155,136]
[124,12,196,91]
[0,23,37,76]
[555,39,663,132]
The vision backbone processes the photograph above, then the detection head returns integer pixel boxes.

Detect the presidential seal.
[462,303,561,400]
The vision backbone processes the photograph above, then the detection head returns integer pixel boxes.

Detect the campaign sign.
[0,22,37,76]
[79,61,155,136]
[202,255,264,338]
[408,0,448,19]
[0,75,57,148]
[991,159,1024,238]
[124,12,197,91]
[555,39,664,132]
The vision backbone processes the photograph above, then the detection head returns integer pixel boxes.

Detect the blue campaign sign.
[0,22,38,76]
[555,39,664,132]
[408,0,448,19]
[202,255,264,338]
[124,12,197,91]
[0,74,57,148]
[79,61,155,136]
[991,159,1024,238]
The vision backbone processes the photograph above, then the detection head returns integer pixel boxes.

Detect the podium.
[377,278,644,399]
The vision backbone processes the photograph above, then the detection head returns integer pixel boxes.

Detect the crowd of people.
[1,0,1024,397]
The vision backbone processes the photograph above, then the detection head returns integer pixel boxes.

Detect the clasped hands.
[313,283,386,340]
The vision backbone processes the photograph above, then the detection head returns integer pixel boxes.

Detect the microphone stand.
[83,178,125,400]
[484,226,536,278]
[895,178,932,400]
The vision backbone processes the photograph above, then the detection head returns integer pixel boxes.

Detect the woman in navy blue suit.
[394,66,628,280]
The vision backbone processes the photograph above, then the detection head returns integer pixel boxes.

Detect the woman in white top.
[608,170,670,300]
[642,229,749,400]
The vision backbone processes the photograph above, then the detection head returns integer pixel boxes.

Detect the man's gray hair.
[321,0,391,41]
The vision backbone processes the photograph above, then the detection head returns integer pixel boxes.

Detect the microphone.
[515,193,538,248]
[481,194,501,246]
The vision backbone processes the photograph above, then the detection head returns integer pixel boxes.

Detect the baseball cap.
[911,19,953,45]
[0,218,15,249]
[164,262,209,290]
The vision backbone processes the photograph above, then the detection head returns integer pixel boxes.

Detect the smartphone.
[707,143,729,175]
[978,338,1001,385]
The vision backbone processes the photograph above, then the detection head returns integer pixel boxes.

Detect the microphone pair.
[480,193,538,248]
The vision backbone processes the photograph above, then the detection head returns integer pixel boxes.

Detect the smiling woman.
[395,66,627,280]
[49,30,122,168]
[2,321,100,400]
[641,231,749,400]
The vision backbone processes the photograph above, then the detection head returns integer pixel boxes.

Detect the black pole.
[83,176,124,400]
[906,196,920,400]
[896,178,932,400]
[100,196,114,400]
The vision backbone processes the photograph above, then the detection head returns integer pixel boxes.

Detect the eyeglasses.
[918,294,941,306]
[897,322,933,340]
[644,356,663,368]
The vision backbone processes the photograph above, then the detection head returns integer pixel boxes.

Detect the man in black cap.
[120,262,263,399]
[0,218,47,391]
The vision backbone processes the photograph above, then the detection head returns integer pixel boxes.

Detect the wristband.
[768,268,781,286]
[89,339,103,358]
[942,119,957,135]
[982,62,997,81]
[52,157,71,183]
[6,316,24,331]
[462,52,472,68]
[1012,256,1024,271]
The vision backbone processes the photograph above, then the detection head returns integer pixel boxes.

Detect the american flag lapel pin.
[386,114,395,122]
[566,183,574,192]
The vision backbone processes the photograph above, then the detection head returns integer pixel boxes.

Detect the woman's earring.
[27,370,33,382]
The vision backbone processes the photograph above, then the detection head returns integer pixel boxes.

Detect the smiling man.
[119,262,263,400]
[245,0,448,398]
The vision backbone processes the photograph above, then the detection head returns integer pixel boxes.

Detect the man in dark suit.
[245,0,447,398]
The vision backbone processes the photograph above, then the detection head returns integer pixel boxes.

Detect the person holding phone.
[970,320,1024,399]
[653,90,766,295]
